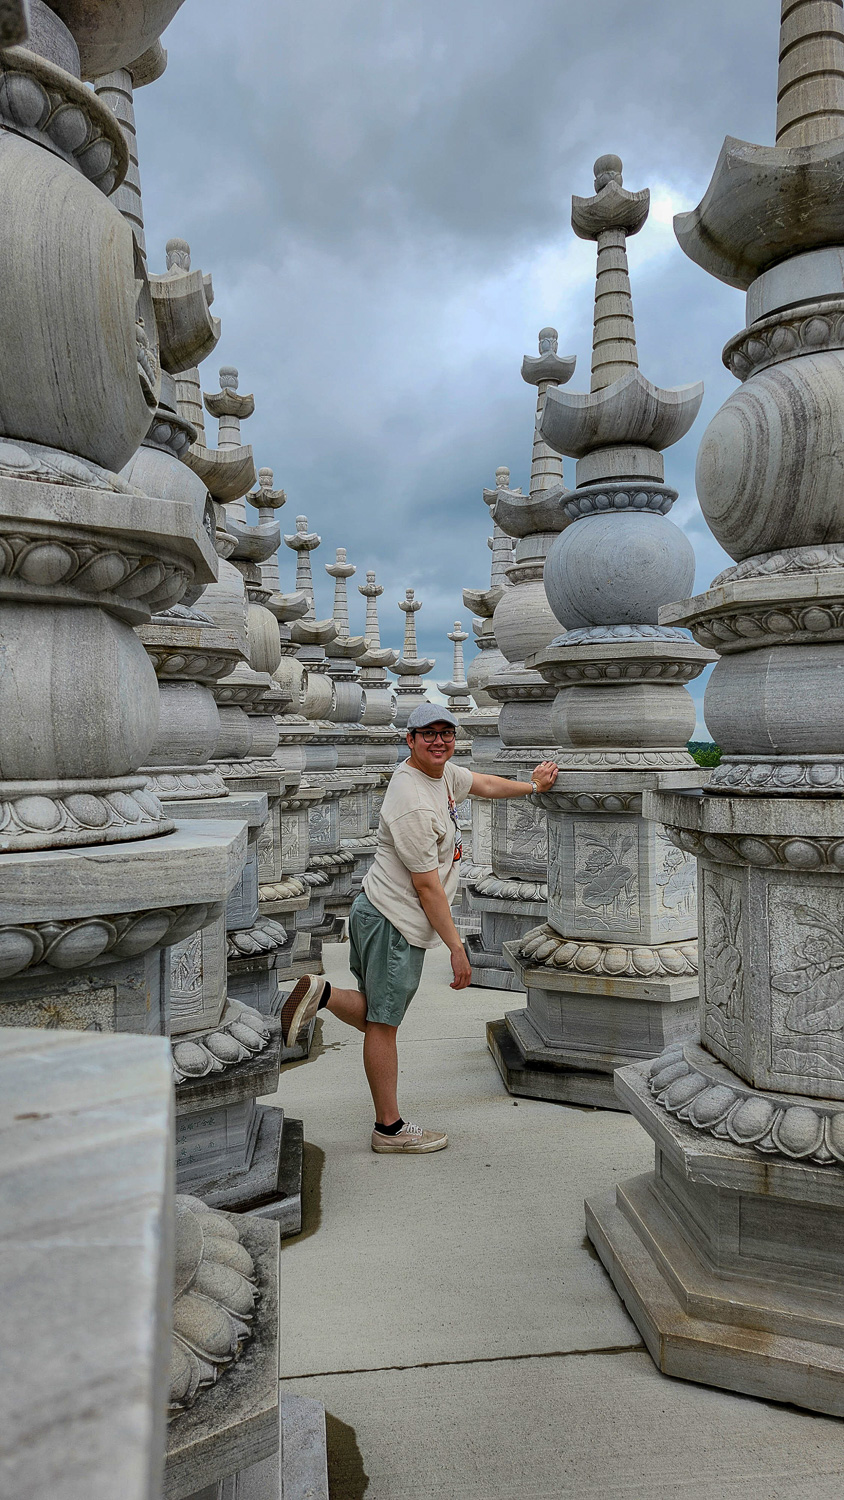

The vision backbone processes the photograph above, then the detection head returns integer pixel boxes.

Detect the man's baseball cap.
[406,704,459,732]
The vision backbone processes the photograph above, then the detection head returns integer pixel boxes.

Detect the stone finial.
[166,237,191,273]
[437,620,472,708]
[252,467,286,518]
[478,466,518,579]
[204,366,255,449]
[359,568,384,644]
[521,325,577,494]
[448,619,468,676]
[776,0,844,146]
[283,515,321,619]
[357,570,399,674]
[393,588,435,677]
[325,547,356,637]
[399,588,423,659]
[571,157,650,393]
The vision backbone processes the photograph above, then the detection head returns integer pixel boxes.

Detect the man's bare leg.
[325,985,368,1032]
[363,1021,400,1125]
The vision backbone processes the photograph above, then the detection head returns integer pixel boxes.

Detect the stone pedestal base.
[488,1013,623,1108]
[464,890,546,990]
[586,1049,844,1417]
[487,1016,621,1108]
[495,941,697,1106]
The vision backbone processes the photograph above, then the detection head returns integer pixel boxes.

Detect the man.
[281,704,558,1153]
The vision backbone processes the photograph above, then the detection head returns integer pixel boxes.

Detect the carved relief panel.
[492,796,548,880]
[309,799,338,852]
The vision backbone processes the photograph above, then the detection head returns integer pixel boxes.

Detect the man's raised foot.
[280,974,328,1048]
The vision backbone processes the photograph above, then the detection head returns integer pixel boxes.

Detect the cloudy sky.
[136,0,781,734]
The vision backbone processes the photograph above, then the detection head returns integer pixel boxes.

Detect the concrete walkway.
[275,944,844,1500]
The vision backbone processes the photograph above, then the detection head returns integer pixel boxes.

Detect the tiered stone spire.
[286,515,320,618]
[588,7,844,1417]
[438,621,472,714]
[391,588,435,749]
[521,329,575,490]
[252,467,288,595]
[499,158,709,1107]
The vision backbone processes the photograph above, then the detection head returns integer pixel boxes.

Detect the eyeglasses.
[416,728,456,744]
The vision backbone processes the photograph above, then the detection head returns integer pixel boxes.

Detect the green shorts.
[348,892,426,1027]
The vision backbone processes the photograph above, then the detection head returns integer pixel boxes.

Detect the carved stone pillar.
[492,160,710,1107]
[588,6,844,1413]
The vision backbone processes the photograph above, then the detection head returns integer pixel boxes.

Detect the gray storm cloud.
[136,0,777,727]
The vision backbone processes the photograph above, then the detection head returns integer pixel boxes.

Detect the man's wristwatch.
[530,779,538,795]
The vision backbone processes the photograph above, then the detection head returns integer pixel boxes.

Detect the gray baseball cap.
[406,704,459,732]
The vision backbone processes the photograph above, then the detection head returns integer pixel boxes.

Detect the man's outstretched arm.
[470,760,558,800]
[410,869,472,990]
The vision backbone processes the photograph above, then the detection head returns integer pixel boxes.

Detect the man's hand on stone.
[450,944,472,990]
[532,761,558,793]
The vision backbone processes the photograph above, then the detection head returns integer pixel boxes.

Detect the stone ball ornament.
[543,511,696,629]
[696,348,844,560]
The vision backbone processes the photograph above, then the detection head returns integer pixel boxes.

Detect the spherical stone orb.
[0,602,160,780]
[544,513,695,629]
[704,644,844,756]
[492,578,562,663]
[696,349,844,560]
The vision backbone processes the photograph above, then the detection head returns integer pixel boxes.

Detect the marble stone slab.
[0,1029,174,1500]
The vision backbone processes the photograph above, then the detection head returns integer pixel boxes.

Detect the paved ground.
[275,943,844,1500]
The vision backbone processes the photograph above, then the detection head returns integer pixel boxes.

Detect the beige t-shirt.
[363,759,475,948]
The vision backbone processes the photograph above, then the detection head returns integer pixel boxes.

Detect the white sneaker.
[280,975,326,1049]
[371,1121,448,1154]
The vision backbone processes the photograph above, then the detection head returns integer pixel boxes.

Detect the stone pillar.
[0,9,243,1047]
[491,158,711,1107]
[466,333,574,988]
[391,588,436,755]
[325,548,382,903]
[357,569,400,845]
[588,12,844,1413]
[460,470,514,883]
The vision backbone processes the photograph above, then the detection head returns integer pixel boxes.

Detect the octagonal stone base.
[587,1055,844,1416]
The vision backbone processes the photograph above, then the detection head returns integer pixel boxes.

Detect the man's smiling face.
[407,723,456,778]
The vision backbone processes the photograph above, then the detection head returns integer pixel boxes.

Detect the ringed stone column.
[492,158,711,1107]
[588,6,844,1415]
